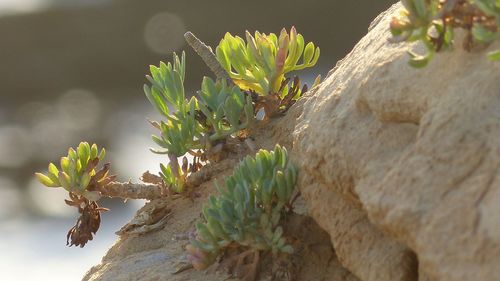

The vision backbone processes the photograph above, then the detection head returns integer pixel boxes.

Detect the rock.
[83,155,359,281]
[294,3,500,281]
[84,2,500,281]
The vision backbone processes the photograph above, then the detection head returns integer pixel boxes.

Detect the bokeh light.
[144,12,186,55]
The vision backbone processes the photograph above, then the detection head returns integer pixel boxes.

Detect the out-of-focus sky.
[0,0,395,280]
[0,0,45,15]
[0,0,113,15]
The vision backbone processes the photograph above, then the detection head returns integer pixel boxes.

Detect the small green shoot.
[35,142,114,247]
[35,142,112,201]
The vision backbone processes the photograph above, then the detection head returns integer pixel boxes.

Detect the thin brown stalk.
[99,158,237,200]
[100,182,164,200]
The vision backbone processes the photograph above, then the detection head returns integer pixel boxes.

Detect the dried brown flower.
[64,193,108,247]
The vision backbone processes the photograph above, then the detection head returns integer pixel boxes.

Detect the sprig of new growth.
[186,145,297,280]
[391,0,500,67]
[36,142,115,247]
[35,142,111,201]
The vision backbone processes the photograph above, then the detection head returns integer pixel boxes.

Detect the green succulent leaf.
[281,244,294,254]
[488,50,500,60]
[35,173,59,187]
[408,51,432,68]
[90,144,98,159]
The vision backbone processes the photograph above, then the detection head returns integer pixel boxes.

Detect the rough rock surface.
[84,3,500,281]
[294,3,500,281]
[83,120,361,281]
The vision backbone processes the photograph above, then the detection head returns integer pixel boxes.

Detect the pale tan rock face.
[84,3,500,281]
[294,3,500,281]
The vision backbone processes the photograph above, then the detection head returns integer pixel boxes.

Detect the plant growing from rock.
[216,27,321,118]
[390,0,500,67]
[145,28,319,194]
[35,142,173,247]
[35,28,318,251]
[185,145,297,281]
[36,142,115,247]
[144,52,254,193]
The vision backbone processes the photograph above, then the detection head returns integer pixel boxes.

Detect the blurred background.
[0,0,394,280]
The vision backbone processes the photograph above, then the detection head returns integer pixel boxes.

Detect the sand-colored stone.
[294,3,500,281]
[85,3,500,281]
[83,125,360,281]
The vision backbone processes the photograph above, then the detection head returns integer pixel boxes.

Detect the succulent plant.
[186,145,297,275]
[144,52,205,157]
[390,0,465,67]
[390,0,500,67]
[36,29,318,252]
[216,27,320,96]
[35,142,112,201]
[144,52,256,193]
[35,142,115,247]
[144,29,319,193]
[144,51,186,114]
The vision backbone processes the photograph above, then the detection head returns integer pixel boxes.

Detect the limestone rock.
[83,147,359,281]
[84,3,500,281]
[294,3,500,281]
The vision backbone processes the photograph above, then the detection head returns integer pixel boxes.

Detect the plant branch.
[99,158,237,200]
[100,182,164,200]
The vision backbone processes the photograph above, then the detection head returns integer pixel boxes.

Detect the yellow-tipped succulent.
[216,26,320,95]
[35,142,112,201]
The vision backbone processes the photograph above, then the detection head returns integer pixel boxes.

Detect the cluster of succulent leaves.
[144,28,318,193]
[216,26,320,97]
[145,52,254,193]
[35,142,109,201]
[144,52,202,157]
[186,145,297,270]
[391,0,500,67]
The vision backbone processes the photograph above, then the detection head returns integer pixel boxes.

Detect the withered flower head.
[65,193,108,247]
